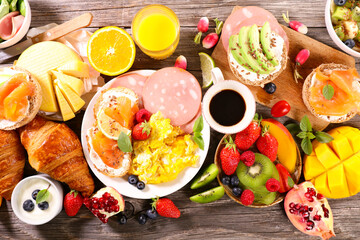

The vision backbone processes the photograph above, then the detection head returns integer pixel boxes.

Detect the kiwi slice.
[236,153,274,189]
[189,186,225,203]
[254,191,277,205]
[191,163,219,189]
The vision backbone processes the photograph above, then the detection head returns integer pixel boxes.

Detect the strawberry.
[256,125,278,162]
[152,197,180,218]
[132,121,151,140]
[64,190,83,217]
[235,114,262,151]
[220,136,241,175]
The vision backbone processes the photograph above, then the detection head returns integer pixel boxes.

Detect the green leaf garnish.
[36,185,51,204]
[214,18,223,35]
[285,123,301,135]
[296,131,307,139]
[193,135,204,150]
[118,132,133,153]
[315,131,334,143]
[300,115,312,132]
[301,137,313,155]
[193,116,204,133]
[306,132,316,140]
[322,84,334,100]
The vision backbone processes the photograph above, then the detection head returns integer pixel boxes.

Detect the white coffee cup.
[202,68,256,134]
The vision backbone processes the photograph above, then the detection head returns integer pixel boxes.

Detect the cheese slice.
[57,60,90,78]
[54,79,85,113]
[51,70,84,96]
[54,85,75,121]
[16,41,82,112]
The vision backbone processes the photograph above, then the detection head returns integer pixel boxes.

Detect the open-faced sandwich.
[221,6,289,86]
[0,66,42,130]
[302,63,360,123]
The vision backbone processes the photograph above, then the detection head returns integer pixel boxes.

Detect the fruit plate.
[214,134,302,208]
[81,70,210,199]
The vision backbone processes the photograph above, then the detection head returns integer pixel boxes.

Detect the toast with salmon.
[302,63,359,123]
[0,66,42,130]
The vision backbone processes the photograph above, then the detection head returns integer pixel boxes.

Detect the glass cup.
[131,4,180,60]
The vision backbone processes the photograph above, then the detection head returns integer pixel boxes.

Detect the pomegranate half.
[284,182,335,240]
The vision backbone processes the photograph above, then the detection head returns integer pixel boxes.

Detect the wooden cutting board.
[211,6,356,131]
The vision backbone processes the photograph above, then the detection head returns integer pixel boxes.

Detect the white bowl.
[0,0,31,49]
[325,0,360,58]
[11,174,63,225]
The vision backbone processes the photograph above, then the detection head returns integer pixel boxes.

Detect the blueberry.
[232,187,243,197]
[117,212,127,225]
[230,175,240,187]
[334,0,346,6]
[146,209,158,219]
[38,201,49,210]
[344,39,356,49]
[138,213,147,224]
[264,83,276,94]
[128,175,138,185]
[23,199,34,212]
[31,189,40,200]
[221,175,231,185]
[136,181,145,190]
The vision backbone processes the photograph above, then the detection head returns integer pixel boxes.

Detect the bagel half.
[302,63,358,123]
[228,31,288,87]
[0,66,42,130]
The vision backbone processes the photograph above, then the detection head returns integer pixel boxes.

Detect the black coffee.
[209,89,246,126]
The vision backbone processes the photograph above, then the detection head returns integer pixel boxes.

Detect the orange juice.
[132,5,180,59]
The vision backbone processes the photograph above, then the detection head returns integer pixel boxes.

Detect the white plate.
[81,70,210,199]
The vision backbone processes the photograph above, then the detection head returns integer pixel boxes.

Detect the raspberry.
[135,109,152,123]
[240,189,254,206]
[266,178,280,192]
[240,151,255,167]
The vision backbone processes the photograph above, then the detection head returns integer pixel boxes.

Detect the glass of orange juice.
[131,5,180,60]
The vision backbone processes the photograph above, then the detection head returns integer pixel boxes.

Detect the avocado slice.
[260,22,279,66]
[238,26,269,74]
[229,35,254,72]
[249,24,275,71]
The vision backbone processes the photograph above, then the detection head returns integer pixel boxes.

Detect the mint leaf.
[193,135,204,150]
[307,132,316,140]
[300,115,312,132]
[315,131,334,143]
[296,131,307,139]
[118,132,132,153]
[286,123,301,135]
[36,187,50,204]
[193,116,204,133]
[322,84,334,100]
[301,137,313,155]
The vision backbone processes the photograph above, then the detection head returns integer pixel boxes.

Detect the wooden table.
[1,0,360,239]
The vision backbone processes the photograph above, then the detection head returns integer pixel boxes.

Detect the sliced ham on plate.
[143,67,202,126]
[0,11,24,40]
[221,6,289,52]
[179,106,201,134]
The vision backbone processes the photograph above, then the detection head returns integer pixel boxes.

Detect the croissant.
[0,130,25,200]
[19,116,95,197]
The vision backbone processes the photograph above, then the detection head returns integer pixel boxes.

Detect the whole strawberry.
[256,125,278,162]
[152,197,180,218]
[64,190,83,217]
[235,114,262,151]
[132,121,151,140]
[220,136,241,175]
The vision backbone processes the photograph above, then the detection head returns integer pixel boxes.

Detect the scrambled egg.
[129,111,199,184]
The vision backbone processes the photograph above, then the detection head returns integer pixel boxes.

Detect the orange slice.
[87,26,136,76]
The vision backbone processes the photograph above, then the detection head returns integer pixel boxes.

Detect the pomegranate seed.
[306,226,313,231]
[302,211,310,218]
[317,193,324,200]
[104,200,109,205]
[305,192,311,198]
[310,188,316,196]
[93,209,99,214]
[289,202,295,209]
[325,213,329,218]
[103,192,111,199]
[93,204,99,209]
[114,205,119,212]
[313,215,322,221]
[289,209,295,214]
[303,206,309,211]
[307,220,314,227]
[309,207,313,212]
[295,204,301,210]
[113,199,118,205]
[308,198,314,202]
[100,203,105,209]
[103,218,108,223]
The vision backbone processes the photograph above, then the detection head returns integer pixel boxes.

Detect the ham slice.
[0,11,24,41]
[221,6,289,52]
[179,106,201,134]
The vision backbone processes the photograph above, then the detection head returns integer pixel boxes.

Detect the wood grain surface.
[1,0,360,239]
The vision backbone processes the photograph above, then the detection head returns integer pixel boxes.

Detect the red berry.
[256,126,278,162]
[153,198,180,218]
[271,100,291,118]
[220,136,241,175]
[240,151,255,167]
[240,189,255,206]
[265,178,281,192]
[132,121,151,140]
[235,115,262,151]
[64,190,83,217]
[135,109,152,123]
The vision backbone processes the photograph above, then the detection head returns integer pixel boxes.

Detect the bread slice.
[228,32,288,87]
[0,66,42,130]
[302,63,358,123]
